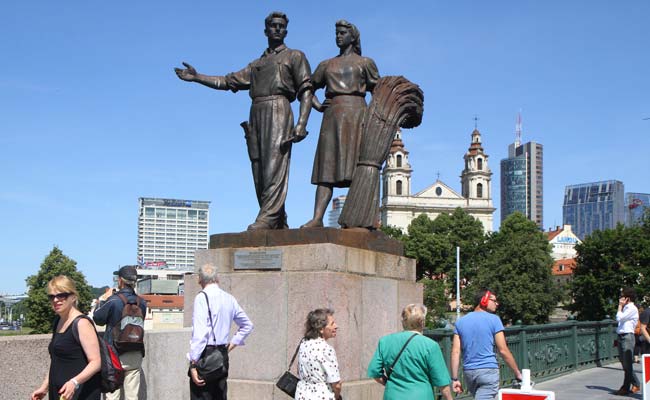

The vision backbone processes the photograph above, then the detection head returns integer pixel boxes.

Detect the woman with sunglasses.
[31,275,101,400]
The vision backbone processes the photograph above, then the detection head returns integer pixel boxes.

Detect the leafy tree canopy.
[569,219,650,320]
[25,247,94,333]
[405,208,486,282]
[474,212,559,324]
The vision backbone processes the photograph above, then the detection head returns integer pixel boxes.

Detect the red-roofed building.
[551,258,577,286]
[140,294,184,330]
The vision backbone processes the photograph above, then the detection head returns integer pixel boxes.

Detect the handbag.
[195,291,228,382]
[276,339,302,397]
[381,333,418,383]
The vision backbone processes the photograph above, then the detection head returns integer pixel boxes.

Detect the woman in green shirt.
[368,304,453,400]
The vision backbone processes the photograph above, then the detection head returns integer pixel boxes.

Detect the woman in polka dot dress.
[295,309,342,400]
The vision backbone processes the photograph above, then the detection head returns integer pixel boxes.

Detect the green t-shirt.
[368,331,451,400]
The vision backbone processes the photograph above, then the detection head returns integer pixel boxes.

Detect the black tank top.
[48,318,101,400]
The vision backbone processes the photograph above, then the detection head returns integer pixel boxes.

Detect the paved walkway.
[533,362,644,399]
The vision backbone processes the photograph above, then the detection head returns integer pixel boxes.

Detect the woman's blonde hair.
[47,275,80,307]
[401,303,427,331]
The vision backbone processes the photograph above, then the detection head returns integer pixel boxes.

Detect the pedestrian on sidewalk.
[614,287,640,395]
[368,304,454,400]
[639,305,650,354]
[450,289,522,400]
[93,265,147,400]
[188,264,253,400]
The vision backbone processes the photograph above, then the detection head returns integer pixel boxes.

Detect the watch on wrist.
[70,378,80,390]
[451,378,459,382]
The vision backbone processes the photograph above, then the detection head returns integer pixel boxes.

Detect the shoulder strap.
[287,339,303,371]
[386,333,418,379]
[71,315,95,344]
[201,291,217,344]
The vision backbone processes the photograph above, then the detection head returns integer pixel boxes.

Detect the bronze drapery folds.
[338,76,424,229]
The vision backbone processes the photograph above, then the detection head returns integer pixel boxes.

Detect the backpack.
[111,293,145,355]
[64,315,125,393]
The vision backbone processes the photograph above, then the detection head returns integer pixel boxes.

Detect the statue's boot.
[247,220,273,231]
[300,218,324,229]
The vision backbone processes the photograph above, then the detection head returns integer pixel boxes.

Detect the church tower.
[461,127,492,201]
[382,129,412,199]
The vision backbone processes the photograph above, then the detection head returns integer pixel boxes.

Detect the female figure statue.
[301,20,379,228]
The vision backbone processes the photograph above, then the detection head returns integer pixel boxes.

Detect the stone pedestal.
[184,228,422,399]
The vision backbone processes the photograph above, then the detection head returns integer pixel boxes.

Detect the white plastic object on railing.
[498,369,555,400]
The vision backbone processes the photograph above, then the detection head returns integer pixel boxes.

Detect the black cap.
[115,266,138,281]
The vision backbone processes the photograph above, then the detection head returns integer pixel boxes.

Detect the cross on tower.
[473,115,480,129]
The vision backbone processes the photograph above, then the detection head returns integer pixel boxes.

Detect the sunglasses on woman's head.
[48,293,71,301]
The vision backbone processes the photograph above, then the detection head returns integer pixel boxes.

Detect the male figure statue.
[175,11,312,230]
[451,289,522,400]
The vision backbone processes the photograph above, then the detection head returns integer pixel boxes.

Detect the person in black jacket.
[93,266,147,400]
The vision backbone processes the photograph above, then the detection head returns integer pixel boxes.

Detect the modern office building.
[327,195,346,228]
[137,197,210,270]
[380,128,495,233]
[625,192,650,226]
[500,115,543,228]
[562,180,625,240]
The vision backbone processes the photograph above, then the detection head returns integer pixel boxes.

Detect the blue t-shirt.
[453,311,504,370]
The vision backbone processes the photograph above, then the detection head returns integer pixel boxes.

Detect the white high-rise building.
[137,197,210,271]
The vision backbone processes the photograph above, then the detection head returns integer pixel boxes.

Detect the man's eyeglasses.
[48,293,72,302]
[488,297,498,304]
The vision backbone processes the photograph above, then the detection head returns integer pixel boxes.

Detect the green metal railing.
[424,320,618,397]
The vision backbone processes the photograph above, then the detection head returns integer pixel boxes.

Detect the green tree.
[474,212,559,324]
[380,224,406,241]
[421,278,449,329]
[24,247,94,333]
[569,221,650,320]
[405,209,486,284]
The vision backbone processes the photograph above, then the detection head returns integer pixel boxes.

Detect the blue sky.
[1,1,648,294]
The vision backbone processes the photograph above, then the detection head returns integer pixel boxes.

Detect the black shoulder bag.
[276,339,302,397]
[381,333,418,383]
[195,291,228,382]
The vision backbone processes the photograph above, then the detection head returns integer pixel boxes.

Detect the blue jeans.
[464,368,500,400]
[618,333,640,389]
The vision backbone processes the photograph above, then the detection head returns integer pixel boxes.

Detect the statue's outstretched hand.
[175,62,197,82]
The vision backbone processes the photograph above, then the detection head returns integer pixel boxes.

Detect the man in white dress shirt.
[188,264,254,400]
[614,287,640,396]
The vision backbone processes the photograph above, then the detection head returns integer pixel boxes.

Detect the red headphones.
[480,290,492,308]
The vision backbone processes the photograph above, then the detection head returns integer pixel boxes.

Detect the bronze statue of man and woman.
[175,11,422,231]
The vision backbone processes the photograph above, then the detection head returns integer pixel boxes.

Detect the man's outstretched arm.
[174,62,231,90]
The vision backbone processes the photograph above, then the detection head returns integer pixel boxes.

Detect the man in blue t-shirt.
[450,289,522,400]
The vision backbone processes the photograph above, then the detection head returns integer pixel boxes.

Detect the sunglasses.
[48,292,72,302]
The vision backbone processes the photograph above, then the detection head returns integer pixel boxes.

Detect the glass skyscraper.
[625,192,650,226]
[137,197,210,270]
[500,141,543,228]
[562,180,624,240]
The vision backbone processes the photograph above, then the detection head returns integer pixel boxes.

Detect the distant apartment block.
[137,197,210,270]
[500,141,543,229]
[625,192,650,226]
[562,180,624,240]
[327,195,346,228]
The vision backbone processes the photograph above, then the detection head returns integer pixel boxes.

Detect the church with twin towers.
[380,126,495,233]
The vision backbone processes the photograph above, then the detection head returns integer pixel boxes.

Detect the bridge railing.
[425,319,618,397]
